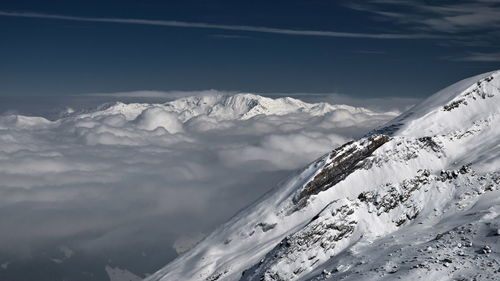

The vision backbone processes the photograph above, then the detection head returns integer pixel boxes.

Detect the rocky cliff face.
[145,70,500,281]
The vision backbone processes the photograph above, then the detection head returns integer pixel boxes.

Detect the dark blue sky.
[0,0,499,97]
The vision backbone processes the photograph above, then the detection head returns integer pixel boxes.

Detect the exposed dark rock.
[459,164,472,174]
[445,75,496,112]
[482,245,492,254]
[358,169,430,216]
[206,269,228,281]
[417,136,442,153]
[257,222,277,232]
[292,135,390,210]
[443,99,467,111]
[241,202,357,281]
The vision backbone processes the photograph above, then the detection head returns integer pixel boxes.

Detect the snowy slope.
[145,70,500,281]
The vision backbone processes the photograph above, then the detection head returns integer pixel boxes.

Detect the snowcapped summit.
[378,70,500,137]
[77,92,386,123]
[55,92,395,135]
[145,71,500,281]
[164,93,378,121]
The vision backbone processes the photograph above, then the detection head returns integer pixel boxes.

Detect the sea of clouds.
[0,91,413,279]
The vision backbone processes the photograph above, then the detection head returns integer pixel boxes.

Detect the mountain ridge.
[73,93,395,123]
[145,70,500,281]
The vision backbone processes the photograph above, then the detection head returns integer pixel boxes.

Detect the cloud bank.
[0,92,401,279]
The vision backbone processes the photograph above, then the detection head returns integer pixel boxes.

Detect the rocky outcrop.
[292,135,390,210]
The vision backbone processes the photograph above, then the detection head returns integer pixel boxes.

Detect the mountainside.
[145,70,500,281]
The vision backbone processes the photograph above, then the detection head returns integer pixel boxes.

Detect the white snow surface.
[145,70,500,281]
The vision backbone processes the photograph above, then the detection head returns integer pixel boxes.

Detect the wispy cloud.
[210,34,253,39]
[351,50,387,55]
[345,0,500,33]
[343,0,500,58]
[0,10,440,39]
[447,51,500,62]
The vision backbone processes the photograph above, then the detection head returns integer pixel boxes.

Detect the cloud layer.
[0,92,400,278]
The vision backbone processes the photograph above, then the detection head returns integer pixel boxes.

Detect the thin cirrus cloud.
[450,51,500,62]
[0,10,441,39]
[345,0,500,33]
[343,0,500,59]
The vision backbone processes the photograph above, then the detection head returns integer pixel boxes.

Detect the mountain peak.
[376,70,500,137]
[74,92,392,127]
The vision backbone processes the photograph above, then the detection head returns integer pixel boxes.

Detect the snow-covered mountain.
[70,93,394,132]
[145,70,500,281]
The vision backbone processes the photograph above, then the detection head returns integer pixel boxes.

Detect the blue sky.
[0,0,499,97]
